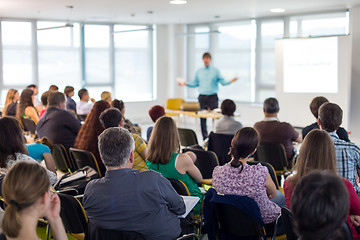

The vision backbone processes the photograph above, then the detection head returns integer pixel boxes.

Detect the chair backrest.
[247,161,280,190]
[207,132,233,165]
[85,221,146,240]
[167,178,190,196]
[21,118,36,135]
[69,148,102,177]
[281,206,297,240]
[183,148,219,179]
[178,128,199,147]
[166,98,184,111]
[52,144,70,173]
[254,142,288,172]
[58,193,88,235]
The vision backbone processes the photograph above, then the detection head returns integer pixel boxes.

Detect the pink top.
[212,163,280,224]
[284,177,360,240]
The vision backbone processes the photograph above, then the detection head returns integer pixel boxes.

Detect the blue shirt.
[26,143,51,163]
[330,132,360,195]
[187,66,231,95]
[66,96,77,113]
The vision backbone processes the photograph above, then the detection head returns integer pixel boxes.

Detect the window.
[37,22,82,94]
[114,25,153,101]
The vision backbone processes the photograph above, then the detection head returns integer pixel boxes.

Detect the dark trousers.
[198,94,218,140]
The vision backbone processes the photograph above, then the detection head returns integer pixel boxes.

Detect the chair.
[58,193,88,240]
[78,114,87,121]
[85,221,145,240]
[166,98,185,111]
[207,132,233,165]
[183,148,219,185]
[21,118,36,135]
[178,128,199,147]
[69,148,103,178]
[168,178,191,196]
[280,207,297,240]
[247,161,282,192]
[52,144,71,173]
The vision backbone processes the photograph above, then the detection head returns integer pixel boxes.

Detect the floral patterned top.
[212,162,280,224]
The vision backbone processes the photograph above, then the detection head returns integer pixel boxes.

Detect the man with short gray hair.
[83,127,185,240]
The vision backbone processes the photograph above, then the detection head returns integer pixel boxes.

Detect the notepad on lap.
[60,171,86,186]
[179,195,200,218]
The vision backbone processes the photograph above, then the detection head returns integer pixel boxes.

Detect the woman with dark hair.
[215,99,242,135]
[0,117,57,185]
[284,129,360,239]
[111,99,139,134]
[16,89,39,124]
[212,127,281,224]
[146,116,203,214]
[3,89,19,117]
[74,100,110,175]
[1,161,67,240]
[64,86,76,114]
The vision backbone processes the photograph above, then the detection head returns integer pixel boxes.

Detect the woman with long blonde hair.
[3,89,19,117]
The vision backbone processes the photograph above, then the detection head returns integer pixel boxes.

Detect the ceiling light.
[270,8,285,13]
[170,0,187,5]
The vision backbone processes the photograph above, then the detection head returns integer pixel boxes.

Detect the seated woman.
[146,116,203,214]
[212,127,281,225]
[16,89,39,124]
[284,129,360,240]
[3,89,19,117]
[64,86,77,115]
[1,161,67,240]
[0,117,57,185]
[215,99,242,135]
[26,137,56,174]
[111,99,141,134]
[74,100,110,176]
[147,105,165,142]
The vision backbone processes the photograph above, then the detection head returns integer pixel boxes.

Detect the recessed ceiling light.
[170,0,187,5]
[270,8,285,13]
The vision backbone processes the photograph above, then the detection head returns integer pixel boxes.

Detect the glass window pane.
[217,24,252,49]
[84,25,110,48]
[1,21,31,46]
[256,89,275,103]
[261,21,284,49]
[260,50,276,85]
[86,86,113,102]
[37,22,80,47]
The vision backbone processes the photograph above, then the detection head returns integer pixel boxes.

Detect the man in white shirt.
[76,88,95,115]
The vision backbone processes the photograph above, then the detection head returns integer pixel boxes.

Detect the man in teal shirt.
[180,52,237,139]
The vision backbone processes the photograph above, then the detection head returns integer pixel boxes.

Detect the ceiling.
[1,0,360,24]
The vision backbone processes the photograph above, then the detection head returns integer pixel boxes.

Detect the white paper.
[179,195,200,218]
[176,77,186,85]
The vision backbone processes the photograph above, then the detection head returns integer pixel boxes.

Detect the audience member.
[26,84,43,112]
[302,96,349,141]
[283,129,360,239]
[83,127,185,240]
[3,89,19,117]
[0,117,57,185]
[291,172,349,240]
[26,137,56,174]
[318,102,360,195]
[254,97,301,161]
[100,91,112,105]
[215,99,242,135]
[147,105,165,141]
[146,116,203,214]
[100,108,148,172]
[64,86,76,114]
[49,85,59,92]
[77,88,95,115]
[1,161,67,240]
[37,92,81,150]
[212,127,281,224]
[39,91,51,118]
[111,99,140,134]
[16,89,40,124]
[74,101,110,175]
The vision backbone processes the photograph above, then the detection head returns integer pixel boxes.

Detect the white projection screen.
[275,36,351,129]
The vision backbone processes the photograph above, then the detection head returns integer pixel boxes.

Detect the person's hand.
[90,98,96,103]
[231,77,238,83]
[45,192,61,223]
[178,82,186,86]
[350,215,360,226]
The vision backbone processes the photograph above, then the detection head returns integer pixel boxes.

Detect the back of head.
[230,127,258,168]
[78,88,88,100]
[48,91,65,108]
[49,85,59,91]
[2,161,50,238]
[149,105,165,123]
[36,137,54,152]
[98,127,135,167]
[111,99,124,112]
[64,86,75,97]
[147,116,180,164]
[291,171,349,240]
[17,89,34,120]
[293,129,337,185]
[41,91,51,106]
[221,99,236,116]
[99,108,122,129]
[26,84,36,90]
[309,96,329,119]
[263,97,279,114]
[318,102,343,132]
[0,117,27,167]
[100,91,111,101]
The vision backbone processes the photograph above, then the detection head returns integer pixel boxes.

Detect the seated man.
[36,91,81,150]
[215,99,242,135]
[83,127,185,240]
[76,88,95,115]
[254,98,302,161]
[318,102,360,195]
[99,108,148,172]
[147,105,165,142]
[302,96,349,141]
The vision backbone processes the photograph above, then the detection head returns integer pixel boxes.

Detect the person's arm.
[217,69,237,86]
[66,112,82,135]
[185,151,196,163]
[157,175,186,215]
[185,74,200,88]
[265,173,277,199]
[45,192,68,240]
[43,153,56,174]
[289,124,302,143]
[344,179,360,216]
[177,154,203,183]
[295,134,302,143]
[25,107,40,124]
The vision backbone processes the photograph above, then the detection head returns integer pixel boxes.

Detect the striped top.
[132,134,148,172]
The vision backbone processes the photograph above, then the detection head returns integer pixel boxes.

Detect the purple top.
[212,162,280,224]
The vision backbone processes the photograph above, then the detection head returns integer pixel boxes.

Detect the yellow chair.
[166,98,184,110]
